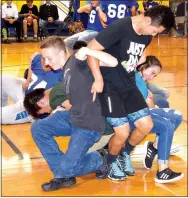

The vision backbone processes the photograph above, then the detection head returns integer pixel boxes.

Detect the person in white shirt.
[2,0,22,43]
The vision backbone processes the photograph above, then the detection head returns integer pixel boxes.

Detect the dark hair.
[26,0,33,3]
[136,56,162,72]
[23,88,45,118]
[73,40,87,51]
[40,36,67,54]
[144,5,175,31]
[24,68,29,79]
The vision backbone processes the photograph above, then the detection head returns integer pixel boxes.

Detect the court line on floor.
[1,130,24,160]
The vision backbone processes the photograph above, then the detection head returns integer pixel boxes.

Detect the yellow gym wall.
[2,0,169,11]
[2,1,42,10]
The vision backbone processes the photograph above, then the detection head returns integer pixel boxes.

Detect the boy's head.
[40,36,67,70]
[6,0,12,6]
[73,40,87,51]
[26,0,33,7]
[140,5,175,36]
[24,89,51,118]
[91,0,100,7]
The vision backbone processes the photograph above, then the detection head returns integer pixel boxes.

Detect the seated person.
[143,0,159,11]
[1,0,22,43]
[19,0,38,41]
[64,0,106,53]
[39,0,65,37]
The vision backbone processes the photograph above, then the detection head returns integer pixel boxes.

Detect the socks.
[2,28,8,40]
[107,154,118,165]
[121,141,135,155]
[34,34,37,38]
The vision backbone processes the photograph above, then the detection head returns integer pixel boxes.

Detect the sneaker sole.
[42,180,76,191]
[108,175,126,181]
[125,171,135,176]
[143,141,151,170]
[154,173,184,184]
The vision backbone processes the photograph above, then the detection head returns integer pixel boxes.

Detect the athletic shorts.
[99,86,148,118]
[106,108,150,127]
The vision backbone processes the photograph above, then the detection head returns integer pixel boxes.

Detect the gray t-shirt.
[62,54,105,134]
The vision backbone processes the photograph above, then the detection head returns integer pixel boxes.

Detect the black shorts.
[99,85,148,118]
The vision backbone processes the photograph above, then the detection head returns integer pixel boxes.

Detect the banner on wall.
[44,1,71,21]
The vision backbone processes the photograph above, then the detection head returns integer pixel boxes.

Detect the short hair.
[24,68,29,79]
[40,36,67,54]
[26,0,33,3]
[73,40,87,51]
[144,5,175,31]
[136,56,162,72]
[24,88,45,118]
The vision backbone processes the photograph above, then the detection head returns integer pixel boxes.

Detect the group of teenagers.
[2,1,184,192]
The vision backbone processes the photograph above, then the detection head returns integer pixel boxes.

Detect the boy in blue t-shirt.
[64,0,106,53]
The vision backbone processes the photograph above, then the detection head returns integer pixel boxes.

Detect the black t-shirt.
[62,54,105,134]
[20,4,38,16]
[39,4,59,21]
[96,17,152,92]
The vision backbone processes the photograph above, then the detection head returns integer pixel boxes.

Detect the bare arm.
[75,47,118,67]
[146,90,155,108]
[77,4,92,14]
[22,66,32,89]
[131,5,137,16]
[22,52,40,89]
[96,6,107,22]
[87,39,105,100]
[87,39,105,80]
[61,100,72,110]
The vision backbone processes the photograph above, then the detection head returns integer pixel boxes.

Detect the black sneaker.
[41,177,76,191]
[4,39,11,44]
[143,141,157,169]
[17,38,23,43]
[155,168,184,184]
[95,149,108,179]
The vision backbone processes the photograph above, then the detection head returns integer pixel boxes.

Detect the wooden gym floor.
[1,35,187,196]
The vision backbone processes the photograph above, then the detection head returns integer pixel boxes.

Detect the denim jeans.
[147,83,169,103]
[64,30,99,52]
[39,19,65,36]
[31,111,103,178]
[129,108,183,164]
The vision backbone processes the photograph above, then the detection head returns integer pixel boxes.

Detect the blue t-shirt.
[135,71,148,99]
[146,1,159,9]
[25,54,63,94]
[101,0,136,25]
[87,6,104,32]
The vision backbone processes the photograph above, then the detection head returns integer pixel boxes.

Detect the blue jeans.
[129,108,183,164]
[147,83,169,105]
[31,111,103,178]
[39,19,65,36]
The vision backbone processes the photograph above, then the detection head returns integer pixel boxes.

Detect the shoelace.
[110,161,123,175]
[117,157,126,170]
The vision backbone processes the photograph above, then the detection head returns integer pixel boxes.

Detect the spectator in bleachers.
[1,0,22,43]
[39,0,65,37]
[19,0,38,41]
[144,0,159,10]
[176,1,188,16]
[64,0,106,53]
